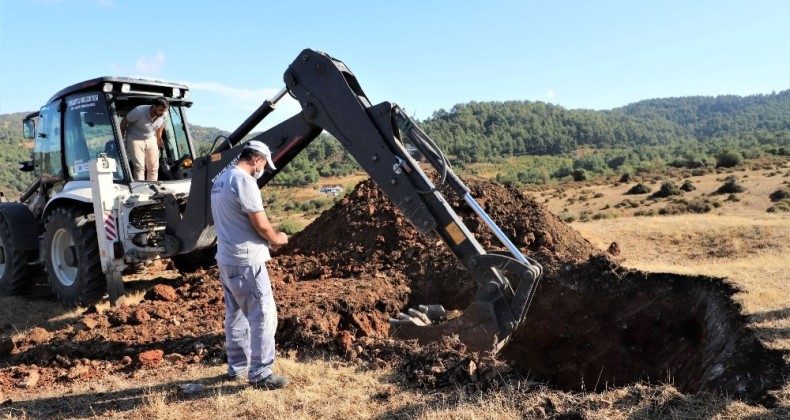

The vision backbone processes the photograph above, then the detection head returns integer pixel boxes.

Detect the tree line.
[1,90,788,194]
[419,90,790,162]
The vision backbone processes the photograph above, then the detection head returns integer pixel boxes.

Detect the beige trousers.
[127,137,159,181]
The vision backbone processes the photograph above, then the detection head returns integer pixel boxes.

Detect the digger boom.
[178,49,543,353]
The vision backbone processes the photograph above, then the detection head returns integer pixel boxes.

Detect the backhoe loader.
[0,49,542,352]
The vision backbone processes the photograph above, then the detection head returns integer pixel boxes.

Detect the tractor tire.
[43,207,106,307]
[171,244,217,273]
[0,214,32,295]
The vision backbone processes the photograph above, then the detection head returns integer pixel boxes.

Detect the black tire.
[43,207,105,307]
[171,244,217,273]
[0,214,32,295]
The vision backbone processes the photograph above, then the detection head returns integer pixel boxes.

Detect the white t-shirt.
[210,166,271,266]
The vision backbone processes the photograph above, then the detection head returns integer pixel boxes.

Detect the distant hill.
[419,90,790,162]
[1,90,788,195]
[0,113,37,195]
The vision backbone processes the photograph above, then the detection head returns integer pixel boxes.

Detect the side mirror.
[18,161,34,172]
[22,119,36,140]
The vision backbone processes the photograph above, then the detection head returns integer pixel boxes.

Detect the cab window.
[33,103,64,182]
[161,105,192,163]
[63,93,123,181]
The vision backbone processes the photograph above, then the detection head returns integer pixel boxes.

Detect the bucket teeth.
[389,304,447,327]
[407,308,432,324]
[389,311,428,327]
[418,304,447,321]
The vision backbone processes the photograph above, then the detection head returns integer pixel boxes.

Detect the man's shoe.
[226,372,247,382]
[250,374,289,390]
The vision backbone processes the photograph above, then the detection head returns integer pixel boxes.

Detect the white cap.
[245,140,276,170]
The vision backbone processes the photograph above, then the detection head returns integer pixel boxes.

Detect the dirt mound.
[275,178,786,402]
[1,177,786,404]
[277,178,595,308]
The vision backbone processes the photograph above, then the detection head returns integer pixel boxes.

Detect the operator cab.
[22,77,197,186]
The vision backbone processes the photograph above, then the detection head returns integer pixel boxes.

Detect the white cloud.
[134,50,166,76]
[109,50,166,77]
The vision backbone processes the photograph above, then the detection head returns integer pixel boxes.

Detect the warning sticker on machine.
[444,221,467,246]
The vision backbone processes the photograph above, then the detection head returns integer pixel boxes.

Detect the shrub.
[716,177,745,194]
[767,199,790,213]
[578,211,594,222]
[278,219,305,235]
[686,199,714,213]
[716,150,743,168]
[634,209,657,217]
[558,212,576,223]
[615,199,639,209]
[659,199,713,215]
[680,180,696,192]
[626,183,651,195]
[572,168,588,182]
[591,212,616,220]
[769,188,790,202]
[649,180,683,199]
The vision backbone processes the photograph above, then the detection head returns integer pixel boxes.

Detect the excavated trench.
[506,266,785,398]
[275,178,787,403]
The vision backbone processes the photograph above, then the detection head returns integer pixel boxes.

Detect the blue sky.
[1,0,788,132]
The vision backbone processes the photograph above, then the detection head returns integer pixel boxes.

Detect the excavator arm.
[178,49,542,353]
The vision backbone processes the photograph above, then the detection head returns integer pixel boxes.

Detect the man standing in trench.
[120,97,168,181]
[210,140,290,389]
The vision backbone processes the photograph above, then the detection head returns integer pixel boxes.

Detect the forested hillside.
[420,90,790,162]
[1,90,788,195]
[0,112,35,194]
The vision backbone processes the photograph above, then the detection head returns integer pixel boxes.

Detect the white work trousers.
[127,137,159,181]
[218,263,278,382]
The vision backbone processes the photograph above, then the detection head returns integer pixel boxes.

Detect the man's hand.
[270,232,288,251]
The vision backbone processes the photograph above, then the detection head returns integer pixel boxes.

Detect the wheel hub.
[64,245,77,267]
[51,228,78,287]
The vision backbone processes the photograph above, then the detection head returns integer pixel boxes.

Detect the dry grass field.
[1,158,789,419]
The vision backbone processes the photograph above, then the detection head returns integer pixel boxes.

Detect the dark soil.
[1,178,786,405]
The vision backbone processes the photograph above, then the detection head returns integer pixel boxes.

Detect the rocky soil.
[2,178,786,405]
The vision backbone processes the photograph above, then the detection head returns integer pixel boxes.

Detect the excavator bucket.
[390,252,543,353]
